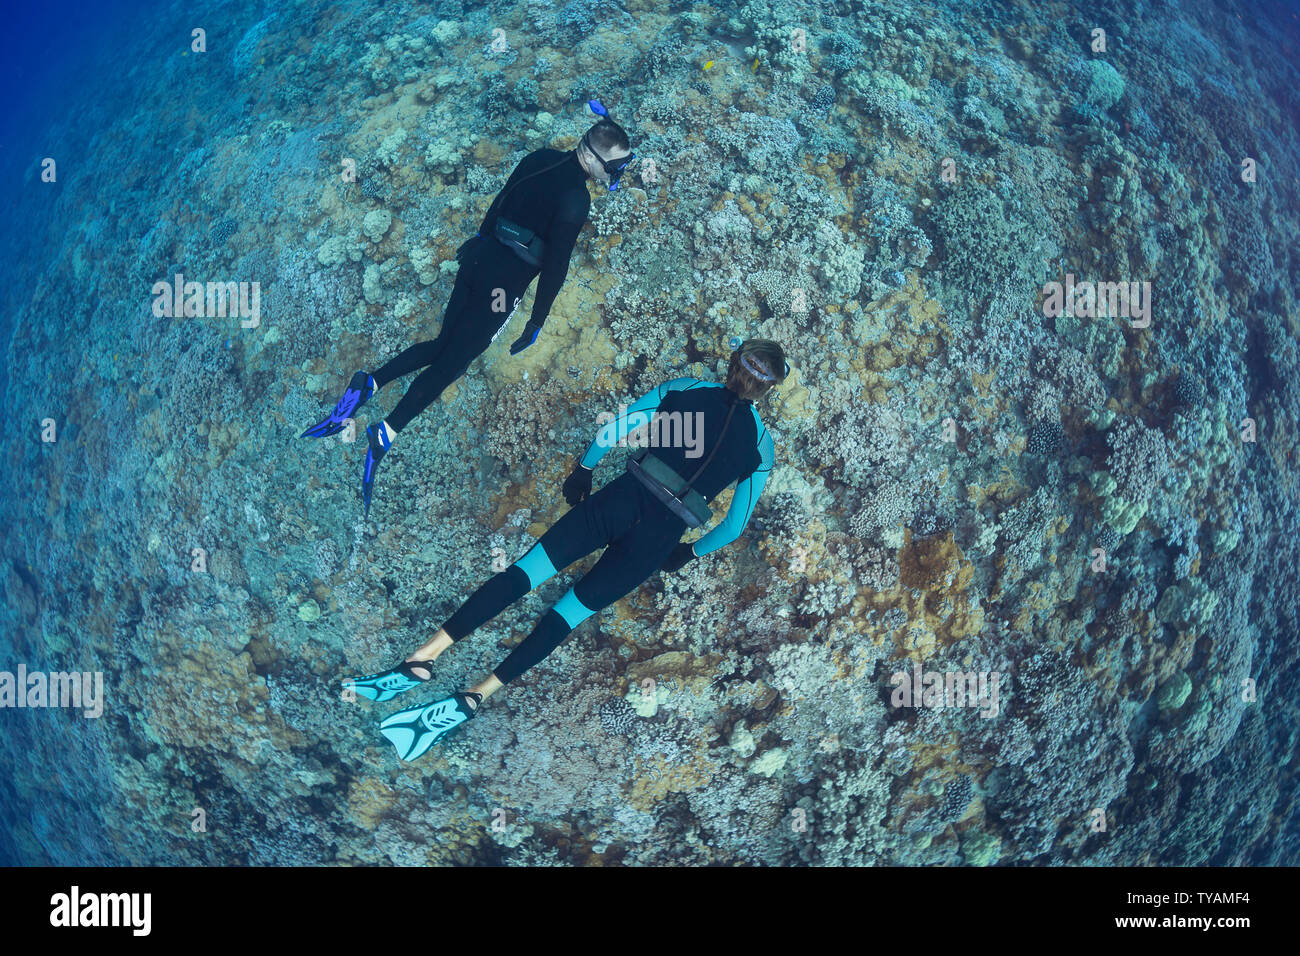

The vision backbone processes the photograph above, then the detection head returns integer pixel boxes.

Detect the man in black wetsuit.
[301,111,634,516]
[344,340,790,762]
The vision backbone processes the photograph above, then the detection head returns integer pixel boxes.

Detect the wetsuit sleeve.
[580,377,701,469]
[691,420,775,557]
[529,187,590,328]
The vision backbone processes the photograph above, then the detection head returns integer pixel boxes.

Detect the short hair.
[587,119,630,157]
[726,339,787,401]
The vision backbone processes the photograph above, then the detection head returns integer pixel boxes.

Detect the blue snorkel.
[585,99,634,191]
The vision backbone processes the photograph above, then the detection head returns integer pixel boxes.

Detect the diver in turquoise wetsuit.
[346,339,789,761]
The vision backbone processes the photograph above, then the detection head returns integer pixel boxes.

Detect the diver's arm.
[690,469,769,557]
[579,377,702,470]
[689,427,776,556]
[528,189,590,329]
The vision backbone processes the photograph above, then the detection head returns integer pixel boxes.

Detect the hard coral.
[1105,416,1171,506]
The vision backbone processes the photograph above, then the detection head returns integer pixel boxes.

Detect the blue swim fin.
[301,371,375,438]
[361,422,392,517]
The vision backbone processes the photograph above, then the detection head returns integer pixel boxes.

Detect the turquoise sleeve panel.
[692,405,775,557]
[580,376,710,469]
[514,542,559,590]
[553,588,596,629]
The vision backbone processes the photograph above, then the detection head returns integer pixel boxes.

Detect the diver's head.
[577,118,633,190]
[725,339,788,401]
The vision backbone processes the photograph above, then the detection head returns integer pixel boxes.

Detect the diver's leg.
[381,280,525,433]
[367,257,493,437]
[434,480,635,648]
[370,247,478,389]
[380,324,485,432]
[488,514,681,687]
[370,338,442,390]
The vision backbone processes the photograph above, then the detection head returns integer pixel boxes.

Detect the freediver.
[301,102,634,516]
[346,340,789,761]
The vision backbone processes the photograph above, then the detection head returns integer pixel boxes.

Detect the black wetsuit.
[372,148,591,432]
[440,378,775,685]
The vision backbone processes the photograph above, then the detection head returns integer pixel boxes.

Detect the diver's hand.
[509,320,543,355]
[562,464,593,505]
[660,542,697,574]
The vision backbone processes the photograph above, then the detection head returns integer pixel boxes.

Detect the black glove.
[660,542,697,574]
[509,319,543,355]
[562,464,593,505]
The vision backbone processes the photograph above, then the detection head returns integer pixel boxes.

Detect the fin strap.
[395,659,435,681]
[456,691,483,717]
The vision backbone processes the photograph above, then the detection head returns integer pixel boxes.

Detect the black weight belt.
[494,217,546,267]
[626,399,739,528]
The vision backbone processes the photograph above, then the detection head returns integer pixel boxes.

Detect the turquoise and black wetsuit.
[370,148,590,431]
[439,377,775,684]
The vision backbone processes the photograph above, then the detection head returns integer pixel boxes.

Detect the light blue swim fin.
[379,692,481,761]
[344,660,433,702]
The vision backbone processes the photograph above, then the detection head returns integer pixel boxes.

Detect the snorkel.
[583,99,634,191]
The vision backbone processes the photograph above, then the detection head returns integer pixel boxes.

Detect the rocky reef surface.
[1,0,1297,865]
